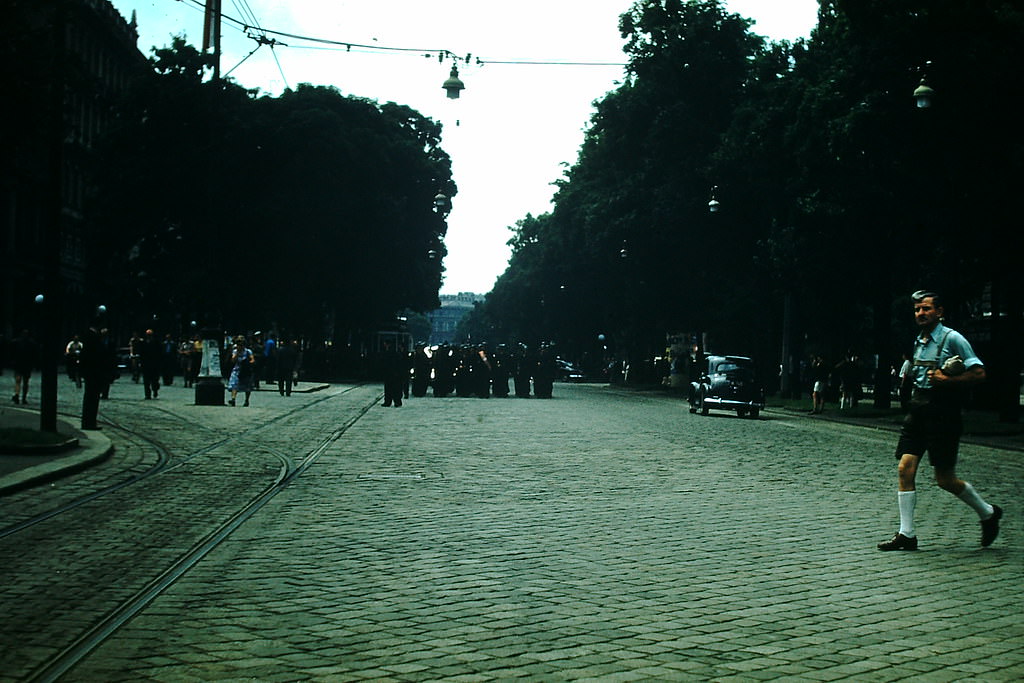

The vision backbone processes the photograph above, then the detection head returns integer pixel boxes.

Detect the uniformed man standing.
[491,344,511,398]
[533,343,557,399]
[380,338,408,407]
[411,343,431,397]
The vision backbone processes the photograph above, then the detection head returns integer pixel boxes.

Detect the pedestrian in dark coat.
[276,339,298,396]
[513,344,533,398]
[472,345,492,398]
[161,334,177,385]
[380,339,408,407]
[432,344,455,397]
[11,329,36,404]
[139,329,162,399]
[79,323,106,429]
[491,345,511,398]
[411,343,431,397]
[533,344,557,399]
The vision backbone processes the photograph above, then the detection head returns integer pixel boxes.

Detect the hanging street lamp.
[442,65,465,99]
[913,77,935,109]
[434,192,450,216]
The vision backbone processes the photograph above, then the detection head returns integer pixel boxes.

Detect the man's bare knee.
[897,454,919,491]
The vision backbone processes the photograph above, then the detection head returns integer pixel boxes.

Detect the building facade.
[1,0,145,341]
[427,292,483,345]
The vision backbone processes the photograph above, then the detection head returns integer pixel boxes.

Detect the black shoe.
[12,395,18,404]
[981,505,1002,547]
[878,533,918,551]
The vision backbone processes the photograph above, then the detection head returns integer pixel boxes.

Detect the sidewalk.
[771,403,1024,453]
[0,405,113,495]
[0,381,332,494]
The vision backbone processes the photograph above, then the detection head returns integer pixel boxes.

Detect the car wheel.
[737,409,747,418]
[749,409,760,419]
[699,393,709,416]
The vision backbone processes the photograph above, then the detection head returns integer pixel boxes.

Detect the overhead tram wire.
[477,60,627,67]
[175,0,626,71]
[219,0,290,87]
[227,0,260,31]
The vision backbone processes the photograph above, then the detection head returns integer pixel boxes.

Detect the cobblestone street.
[1,378,1021,681]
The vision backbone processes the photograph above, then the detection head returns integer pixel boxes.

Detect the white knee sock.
[957,482,994,519]
[898,490,916,538]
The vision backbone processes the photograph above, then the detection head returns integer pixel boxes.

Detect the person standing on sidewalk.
[275,338,298,397]
[80,321,105,430]
[139,329,162,399]
[11,329,37,404]
[878,290,1002,551]
[65,335,84,388]
[808,355,829,414]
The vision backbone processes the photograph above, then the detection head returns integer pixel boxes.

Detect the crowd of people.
[802,350,870,414]
[378,341,562,407]
[802,349,934,415]
[2,325,304,417]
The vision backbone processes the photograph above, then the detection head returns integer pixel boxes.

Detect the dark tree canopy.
[462,0,1023,417]
[89,37,453,340]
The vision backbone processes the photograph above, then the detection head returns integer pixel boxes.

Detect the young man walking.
[878,290,1002,551]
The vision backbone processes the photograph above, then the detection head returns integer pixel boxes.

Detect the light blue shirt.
[910,322,983,389]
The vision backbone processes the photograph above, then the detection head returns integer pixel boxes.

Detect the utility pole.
[41,0,67,433]
[202,0,222,81]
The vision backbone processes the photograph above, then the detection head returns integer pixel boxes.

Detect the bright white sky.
[108,0,818,295]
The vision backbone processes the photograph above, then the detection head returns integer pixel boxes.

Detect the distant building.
[428,292,483,345]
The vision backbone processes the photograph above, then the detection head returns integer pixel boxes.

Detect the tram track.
[0,385,380,681]
[28,396,377,683]
[0,385,368,540]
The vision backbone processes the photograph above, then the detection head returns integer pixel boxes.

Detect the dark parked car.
[688,355,765,418]
[556,358,585,382]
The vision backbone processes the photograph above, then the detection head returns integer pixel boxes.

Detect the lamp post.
[39,0,69,433]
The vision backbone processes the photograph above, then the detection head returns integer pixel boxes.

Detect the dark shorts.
[894,399,963,470]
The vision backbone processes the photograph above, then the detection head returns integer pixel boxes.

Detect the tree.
[89,38,454,344]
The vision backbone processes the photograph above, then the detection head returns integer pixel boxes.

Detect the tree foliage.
[88,37,453,340]
[464,0,1023,415]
